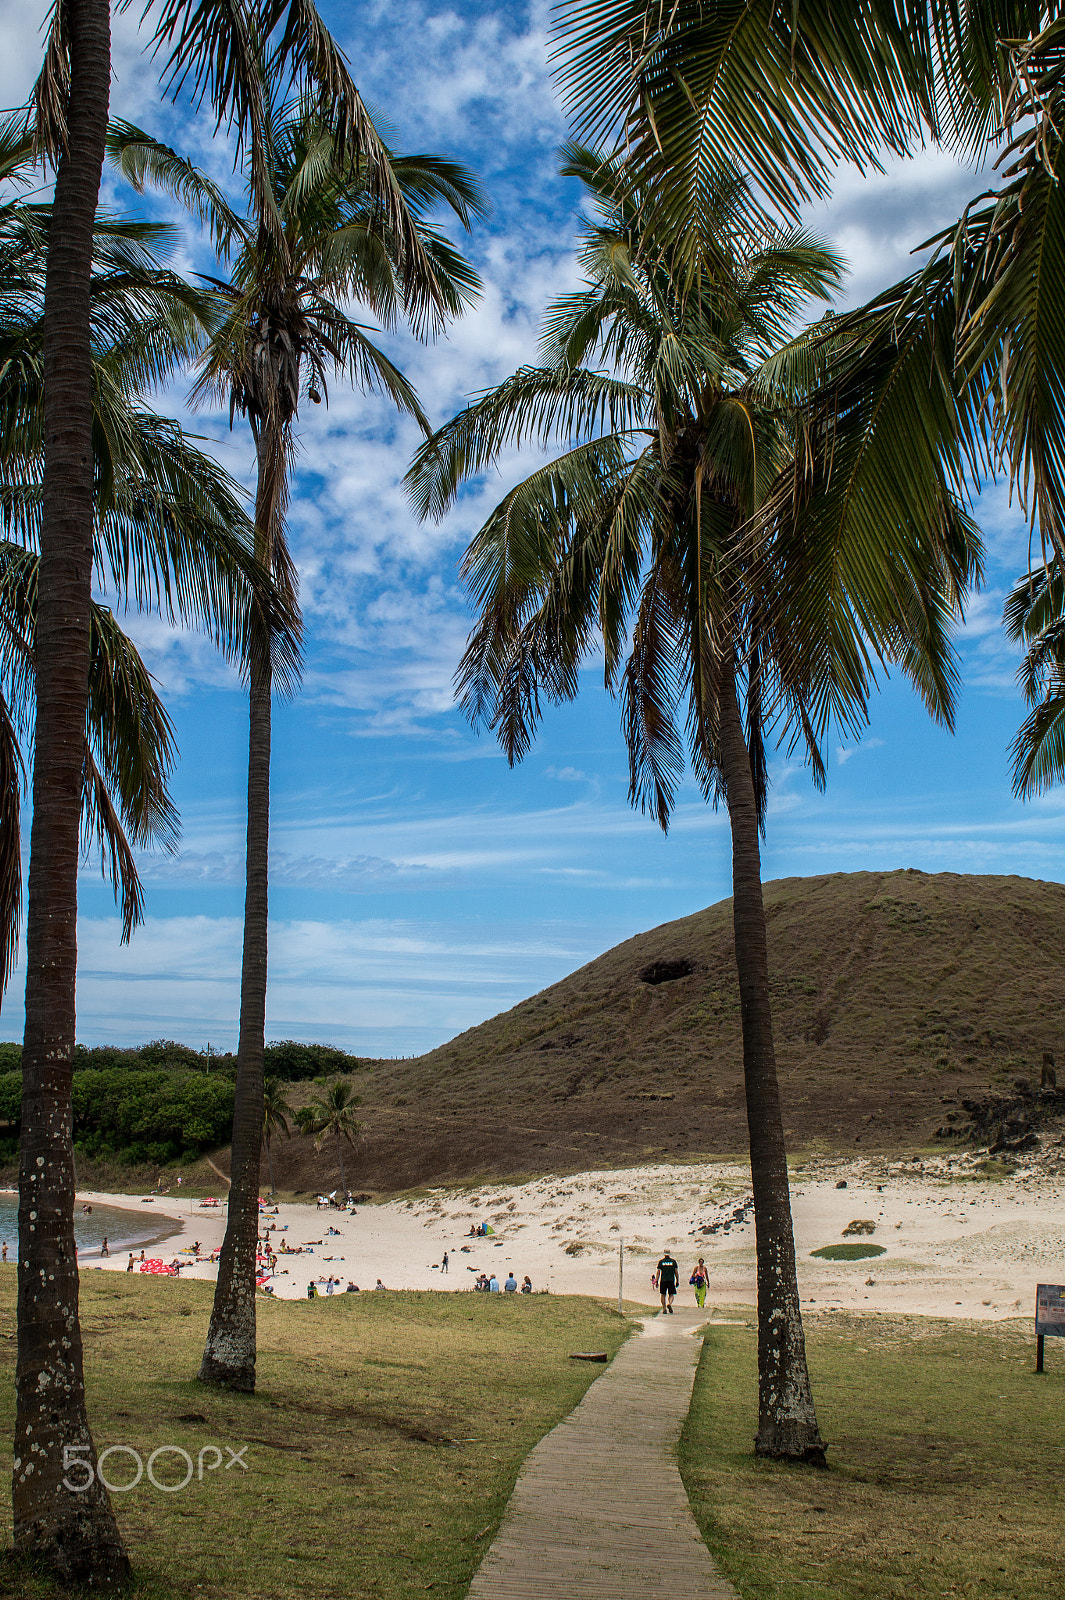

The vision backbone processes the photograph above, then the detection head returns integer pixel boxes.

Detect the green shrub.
[262,1040,364,1081]
[0,1071,20,1127]
[810,1242,887,1261]
[71,1070,234,1162]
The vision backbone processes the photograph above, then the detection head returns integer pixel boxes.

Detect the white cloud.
[0,910,602,1053]
[836,737,884,767]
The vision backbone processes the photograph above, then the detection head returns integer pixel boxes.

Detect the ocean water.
[0,1196,174,1260]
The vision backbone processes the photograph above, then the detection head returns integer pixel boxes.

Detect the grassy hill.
[258,869,1065,1193]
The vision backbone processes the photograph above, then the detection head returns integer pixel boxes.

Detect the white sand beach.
[76,1146,1065,1321]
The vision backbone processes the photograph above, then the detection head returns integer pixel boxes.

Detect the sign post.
[1035,1284,1065,1372]
[618,1236,623,1314]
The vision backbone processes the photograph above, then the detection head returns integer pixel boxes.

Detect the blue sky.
[2,1,1063,1055]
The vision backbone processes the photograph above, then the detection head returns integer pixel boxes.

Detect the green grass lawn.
[0,1273,631,1598]
[679,1311,1064,1599]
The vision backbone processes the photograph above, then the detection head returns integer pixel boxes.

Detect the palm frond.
[86,602,181,856]
[106,122,250,261]
[551,0,936,227]
[81,740,147,944]
[1005,558,1065,796]
[29,0,69,164]
[621,566,686,830]
[406,368,648,523]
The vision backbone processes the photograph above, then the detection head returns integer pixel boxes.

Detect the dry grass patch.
[680,1312,1062,1598]
[0,1272,630,1598]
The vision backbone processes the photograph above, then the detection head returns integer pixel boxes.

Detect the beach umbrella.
[139,1259,174,1275]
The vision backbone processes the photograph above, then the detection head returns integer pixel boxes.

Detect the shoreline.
[0,1189,186,1262]
[79,1193,187,1262]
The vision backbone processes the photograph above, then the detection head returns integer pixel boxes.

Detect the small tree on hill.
[298,1081,361,1194]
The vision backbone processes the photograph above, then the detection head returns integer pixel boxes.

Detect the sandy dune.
[79,1148,1065,1321]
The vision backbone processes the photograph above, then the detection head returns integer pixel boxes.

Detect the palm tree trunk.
[335,1136,347,1194]
[717,650,825,1463]
[13,0,130,1580]
[199,437,275,1391]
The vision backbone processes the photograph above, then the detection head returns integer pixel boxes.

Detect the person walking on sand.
[126,1254,134,1272]
[656,1248,679,1313]
[100,1237,109,1257]
[1,1241,7,1263]
[441,1251,448,1274]
[690,1257,708,1308]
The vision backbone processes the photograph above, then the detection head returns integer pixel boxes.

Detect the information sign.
[1035,1284,1065,1372]
[1035,1285,1065,1337]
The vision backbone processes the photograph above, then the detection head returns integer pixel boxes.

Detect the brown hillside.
[263,870,1065,1194]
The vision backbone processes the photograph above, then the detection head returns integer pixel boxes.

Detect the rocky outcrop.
[933,1077,1065,1150]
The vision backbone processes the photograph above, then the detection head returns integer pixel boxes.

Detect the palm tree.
[21,0,434,1574]
[298,1080,361,1194]
[408,148,980,1459]
[1,122,294,1581]
[110,99,484,1392]
[261,1076,292,1198]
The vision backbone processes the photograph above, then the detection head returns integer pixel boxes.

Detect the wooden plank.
[465,1309,736,1599]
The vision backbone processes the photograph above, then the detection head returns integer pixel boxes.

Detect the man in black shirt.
[656,1249,679,1313]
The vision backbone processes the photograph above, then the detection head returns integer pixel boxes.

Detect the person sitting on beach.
[138,1250,145,1263]
[345,1280,359,1292]
[467,1225,477,1237]
[327,1226,341,1235]
[375,1278,386,1291]
[504,1272,517,1293]
[192,1241,201,1255]
[521,1276,532,1294]
[307,1282,317,1298]
[488,1274,500,1292]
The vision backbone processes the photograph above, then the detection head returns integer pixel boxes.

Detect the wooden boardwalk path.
[466,1309,737,1599]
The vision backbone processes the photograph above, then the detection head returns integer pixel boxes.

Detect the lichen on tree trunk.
[13,0,130,1580]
